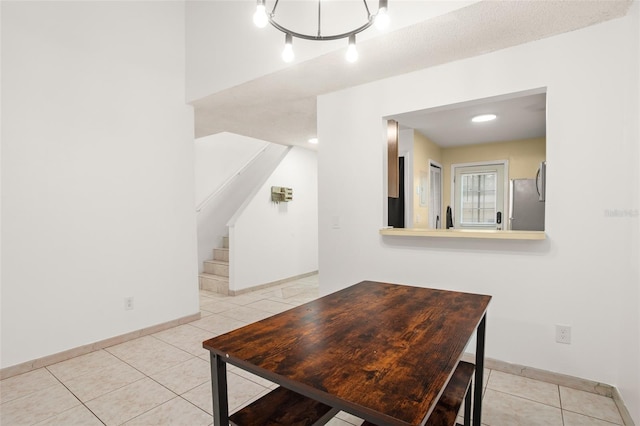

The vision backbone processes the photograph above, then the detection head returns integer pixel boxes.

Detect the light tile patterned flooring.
[0,274,627,425]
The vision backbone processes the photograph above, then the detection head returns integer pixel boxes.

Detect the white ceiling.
[391,90,547,147]
[192,0,632,148]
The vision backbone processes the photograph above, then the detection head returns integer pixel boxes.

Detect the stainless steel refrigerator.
[509,178,545,231]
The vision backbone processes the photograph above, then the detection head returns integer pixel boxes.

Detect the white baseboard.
[461,354,635,426]
[0,312,201,380]
[228,271,318,296]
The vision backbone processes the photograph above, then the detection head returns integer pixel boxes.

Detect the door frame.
[399,151,412,228]
[428,159,443,229]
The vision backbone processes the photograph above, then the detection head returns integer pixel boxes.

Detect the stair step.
[213,248,229,262]
[199,273,229,295]
[204,259,229,277]
[202,236,230,295]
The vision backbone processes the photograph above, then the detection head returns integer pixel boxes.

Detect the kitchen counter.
[379,228,546,240]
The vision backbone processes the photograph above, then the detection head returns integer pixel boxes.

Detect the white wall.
[318,10,640,423]
[230,147,318,291]
[195,133,268,208]
[622,1,640,421]
[1,2,198,368]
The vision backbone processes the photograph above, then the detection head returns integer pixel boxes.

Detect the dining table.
[203,280,491,426]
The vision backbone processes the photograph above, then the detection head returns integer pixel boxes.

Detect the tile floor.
[0,274,627,425]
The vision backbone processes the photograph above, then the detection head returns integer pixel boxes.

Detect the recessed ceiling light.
[308,137,318,144]
[471,114,497,123]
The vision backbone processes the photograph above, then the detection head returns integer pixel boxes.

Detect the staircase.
[199,236,229,295]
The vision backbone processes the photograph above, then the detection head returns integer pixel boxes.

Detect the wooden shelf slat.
[229,386,338,426]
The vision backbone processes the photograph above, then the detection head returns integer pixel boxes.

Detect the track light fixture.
[253,0,389,63]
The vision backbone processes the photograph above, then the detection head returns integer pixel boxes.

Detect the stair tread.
[213,248,229,252]
[199,273,229,281]
[204,259,229,265]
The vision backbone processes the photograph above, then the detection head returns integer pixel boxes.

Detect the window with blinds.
[460,172,497,225]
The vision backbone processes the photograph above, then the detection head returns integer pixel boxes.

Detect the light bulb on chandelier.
[346,35,358,63]
[252,0,389,63]
[253,4,268,28]
[282,33,295,63]
[375,5,389,30]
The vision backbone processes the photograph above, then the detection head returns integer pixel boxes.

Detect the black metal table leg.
[473,314,486,426]
[211,353,229,425]
[463,378,472,426]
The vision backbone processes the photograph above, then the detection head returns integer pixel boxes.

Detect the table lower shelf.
[229,386,338,426]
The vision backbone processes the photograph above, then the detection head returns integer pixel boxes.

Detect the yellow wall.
[413,132,442,228]
[413,136,546,228]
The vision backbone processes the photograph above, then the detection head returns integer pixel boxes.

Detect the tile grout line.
[44,365,107,426]
[98,332,272,423]
[0,374,60,406]
[85,347,211,425]
[78,339,213,424]
[485,387,562,411]
[560,408,626,426]
[147,332,206,358]
[175,394,215,422]
[120,376,207,425]
[559,384,626,426]
[559,384,566,426]
[488,384,624,426]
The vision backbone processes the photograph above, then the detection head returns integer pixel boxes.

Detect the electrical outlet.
[555,324,571,344]
[124,297,134,311]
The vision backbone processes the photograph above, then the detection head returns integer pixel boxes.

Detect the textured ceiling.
[392,90,547,147]
[192,0,632,148]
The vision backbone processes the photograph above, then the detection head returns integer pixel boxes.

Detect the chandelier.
[253,0,389,63]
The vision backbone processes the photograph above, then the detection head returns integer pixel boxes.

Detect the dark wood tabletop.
[203,281,491,426]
